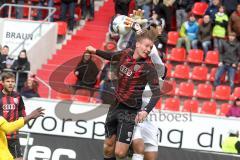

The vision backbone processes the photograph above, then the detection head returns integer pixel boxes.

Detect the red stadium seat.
[178,82,194,97]
[165,63,173,78]
[168,48,186,62]
[200,101,217,115]
[187,49,204,64]
[167,31,179,45]
[191,66,208,81]
[23,7,29,17]
[208,67,226,82]
[75,89,91,97]
[204,51,219,65]
[183,100,199,113]
[75,6,82,21]
[155,99,162,110]
[192,2,209,16]
[214,85,231,101]
[234,70,240,84]
[55,92,72,100]
[165,80,176,96]
[164,98,180,111]
[56,21,68,36]
[219,103,231,116]
[195,83,213,99]
[54,0,61,3]
[104,41,117,51]
[73,95,90,102]
[173,64,190,79]
[231,87,240,100]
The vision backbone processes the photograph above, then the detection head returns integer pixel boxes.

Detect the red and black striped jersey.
[0,91,26,140]
[96,49,161,113]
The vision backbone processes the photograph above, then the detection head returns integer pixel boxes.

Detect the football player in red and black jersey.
[0,72,26,160]
[86,27,161,160]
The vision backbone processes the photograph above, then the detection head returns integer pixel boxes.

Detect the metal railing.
[2,69,52,98]
[0,3,56,57]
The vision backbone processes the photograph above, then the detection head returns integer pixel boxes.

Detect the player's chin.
[7,87,14,92]
[141,53,148,59]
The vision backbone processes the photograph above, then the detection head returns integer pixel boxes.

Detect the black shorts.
[105,102,138,144]
[8,139,23,158]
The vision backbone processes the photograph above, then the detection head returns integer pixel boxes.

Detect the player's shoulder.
[11,91,21,98]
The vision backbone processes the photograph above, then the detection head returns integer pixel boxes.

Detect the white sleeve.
[149,45,165,79]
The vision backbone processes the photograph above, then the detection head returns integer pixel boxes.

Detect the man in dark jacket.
[74,52,99,90]
[222,0,240,16]
[197,15,212,57]
[206,0,220,22]
[11,49,30,92]
[214,32,240,91]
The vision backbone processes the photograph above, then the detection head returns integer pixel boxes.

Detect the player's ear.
[136,42,140,48]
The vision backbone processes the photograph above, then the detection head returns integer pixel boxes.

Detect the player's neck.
[133,51,140,60]
[2,89,12,95]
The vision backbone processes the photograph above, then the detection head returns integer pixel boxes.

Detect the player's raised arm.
[86,46,123,61]
[144,66,161,114]
[0,107,44,134]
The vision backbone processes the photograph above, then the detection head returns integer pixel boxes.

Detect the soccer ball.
[111,15,131,35]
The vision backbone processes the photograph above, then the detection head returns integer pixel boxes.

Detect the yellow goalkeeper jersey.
[0,117,24,160]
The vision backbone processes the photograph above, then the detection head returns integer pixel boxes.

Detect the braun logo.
[120,65,132,76]
[2,104,16,110]
[6,32,33,40]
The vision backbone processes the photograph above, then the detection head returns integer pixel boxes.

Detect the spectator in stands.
[37,0,54,21]
[177,13,199,52]
[175,0,194,31]
[212,5,228,53]
[21,75,40,98]
[0,45,14,70]
[74,52,99,90]
[0,0,8,18]
[81,0,95,21]
[226,98,240,117]
[11,49,30,92]
[14,0,25,19]
[197,15,212,57]
[228,4,240,41]
[222,0,240,16]
[205,0,220,22]
[114,0,131,16]
[99,61,118,104]
[60,0,77,34]
[154,0,175,32]
[154,23,168,59]
[222,129,240,154]
[214,32,240,92]
[135,0,153,19]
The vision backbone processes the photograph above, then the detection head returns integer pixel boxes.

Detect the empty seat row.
[167,48,219,65]
[166,64,240,84]
[164,80,240,101]
[159,98,231,116]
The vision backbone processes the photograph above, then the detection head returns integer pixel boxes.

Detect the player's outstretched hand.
[24,107,45,124]
[29,107,45,119]
[135,111,148,123]
[86,46,97,54]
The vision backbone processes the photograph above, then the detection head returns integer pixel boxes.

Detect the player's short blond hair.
[136,27,158,43]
